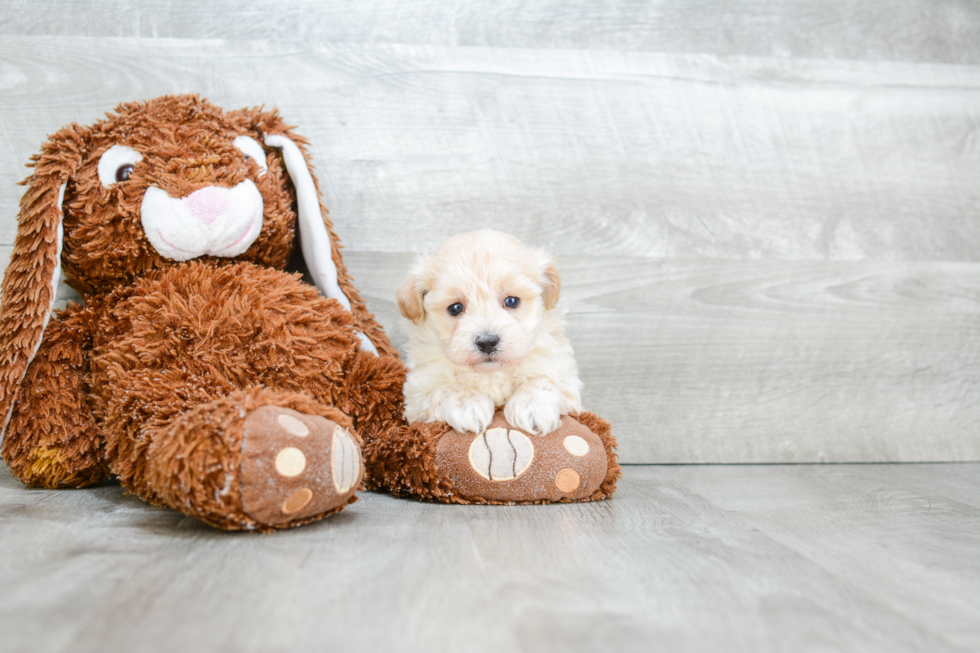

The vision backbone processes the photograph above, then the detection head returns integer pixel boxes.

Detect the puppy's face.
[398,231,560,372]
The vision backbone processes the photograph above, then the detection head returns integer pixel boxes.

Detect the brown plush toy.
[364,410,620,505]
[0,95,618,530]
[0,95,406,531]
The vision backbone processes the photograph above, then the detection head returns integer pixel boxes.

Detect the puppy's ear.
[396,273,427,324]
[0,122,88,438]
[541,259,561,310]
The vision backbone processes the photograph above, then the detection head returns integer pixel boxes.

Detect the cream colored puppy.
[397,230,582,435]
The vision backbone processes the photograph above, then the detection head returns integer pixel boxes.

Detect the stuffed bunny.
[0,95,406,530]
[0,95,618,530]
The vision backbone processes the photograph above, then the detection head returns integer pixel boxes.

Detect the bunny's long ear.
[0,124,88,440]
[265,134,386,357]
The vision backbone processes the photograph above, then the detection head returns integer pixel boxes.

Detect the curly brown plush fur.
[0,95,401,530]
[0,94,618,529]
[59,101,295,294]
[362,411,620,505]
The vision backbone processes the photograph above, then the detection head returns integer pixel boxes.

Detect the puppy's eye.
[504,296,520,309]
[115,164,134,182]
[448,302,464,316]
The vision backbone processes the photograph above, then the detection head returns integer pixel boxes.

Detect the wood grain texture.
[0,463,977,653]
[345,253,980,463]
[2,0,979,64]
[0,2,978,463]
[5,245,976,463]
[1,37,978,259]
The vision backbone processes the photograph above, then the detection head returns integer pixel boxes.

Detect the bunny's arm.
[1,302,107,488]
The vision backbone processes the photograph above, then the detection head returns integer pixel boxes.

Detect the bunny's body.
[1,95,619,527]
[0,96,405,530]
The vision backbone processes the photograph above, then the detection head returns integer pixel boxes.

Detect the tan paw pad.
[241,406,363,526]
[563,435,590,457]
[277,414,310,437]
[282,488,313,514]
[468,427,534,481]
[555,468,581,493]
[331,428,361,493]
[275,447,307,477]
[435,412,608,502]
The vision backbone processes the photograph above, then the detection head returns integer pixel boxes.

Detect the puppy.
[397,230,582,435]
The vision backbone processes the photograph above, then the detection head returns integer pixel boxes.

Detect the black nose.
[475,334,500,354]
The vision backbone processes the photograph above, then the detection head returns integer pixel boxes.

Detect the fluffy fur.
[397,230,582,435]
[1,95,617,517]
[0,95,404,530]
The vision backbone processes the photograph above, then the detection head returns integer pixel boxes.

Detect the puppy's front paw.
[444,392,495,434]
[505,389,562,435]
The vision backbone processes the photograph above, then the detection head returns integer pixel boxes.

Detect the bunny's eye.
[115,164,134,182]
[98,144,143,188]
[233,135,268,176]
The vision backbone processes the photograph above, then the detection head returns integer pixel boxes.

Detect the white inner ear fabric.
[264,134,379,356]
[233,136,268,175]
[1,183,65,442]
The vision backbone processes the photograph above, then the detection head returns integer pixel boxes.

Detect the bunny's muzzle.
[141,180,264,261]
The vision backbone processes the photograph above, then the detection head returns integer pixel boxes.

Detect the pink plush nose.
[185,186,230,226]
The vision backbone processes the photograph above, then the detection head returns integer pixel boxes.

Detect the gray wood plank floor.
[1,1,978,463]
[1,463,977,653]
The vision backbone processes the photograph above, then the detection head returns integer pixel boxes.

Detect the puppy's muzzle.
[475,334,500,355]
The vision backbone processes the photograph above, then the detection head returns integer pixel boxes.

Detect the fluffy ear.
[264,134,380,356]
[396,273,427,324]
[541,258,561,310]
[0,123,88,440]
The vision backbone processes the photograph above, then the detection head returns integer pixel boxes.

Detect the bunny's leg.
[363,411,621,504]
[87,262,375,529]
[339,347,623,503]
[335,349,408,443]
[98,381,363,532]
[139,347,404,530]
[1,303,107,488]
[136,388,363,531]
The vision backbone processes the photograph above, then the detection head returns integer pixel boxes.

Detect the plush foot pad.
[434,411,607,503]
[239,406,362,526]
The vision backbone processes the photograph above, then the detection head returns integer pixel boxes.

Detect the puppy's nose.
[475,334,500,354]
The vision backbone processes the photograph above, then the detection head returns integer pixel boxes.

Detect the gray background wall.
[1,0,978,463]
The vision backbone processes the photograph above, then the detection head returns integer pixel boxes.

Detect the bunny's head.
[29,95,324,294]
[0,94,380,438]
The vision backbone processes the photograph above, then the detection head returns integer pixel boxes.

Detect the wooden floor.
[1,463,977,653]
